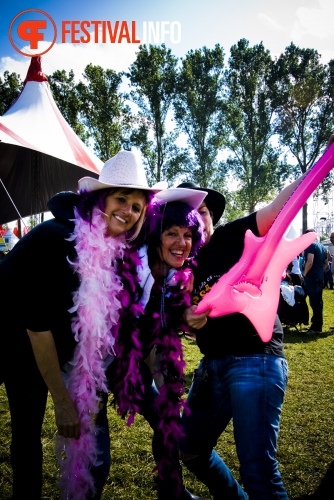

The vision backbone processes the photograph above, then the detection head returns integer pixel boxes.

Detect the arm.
[257,134,334,237]
[256,174,307,236]
[303,253,314,277]
[27,329,80,439]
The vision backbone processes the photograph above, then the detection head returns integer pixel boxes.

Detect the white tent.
[0,56,103,225]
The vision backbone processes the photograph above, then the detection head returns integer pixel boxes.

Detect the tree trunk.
[302,202,308,233]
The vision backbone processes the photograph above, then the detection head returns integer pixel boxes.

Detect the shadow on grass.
[283,327,334,344]
[294,461,334,499]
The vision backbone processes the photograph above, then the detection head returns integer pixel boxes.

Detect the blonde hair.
[127,203,148,242]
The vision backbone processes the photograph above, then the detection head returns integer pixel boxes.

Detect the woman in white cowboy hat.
[110,188,208,499]
[0,149,162,500]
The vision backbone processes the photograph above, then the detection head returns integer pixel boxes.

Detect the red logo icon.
[9,9,57,56]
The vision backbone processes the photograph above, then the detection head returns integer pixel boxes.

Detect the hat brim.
[176,183,225,224]
[200,188,225,225]
[155,188,207,209]
[78,177,167,193]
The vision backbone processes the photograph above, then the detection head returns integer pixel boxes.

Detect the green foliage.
[127,44,183,184]
[48,69,88,142]
[274,44,334,231]
[77,64,131,162]
[274,44,334,165]
[222,190,248,222]
[28,214,40,229]
[1,39,333,213]
[0,71,22,115]
[220,39,292,213]
[173,44,225,187]
[1,292,334,498]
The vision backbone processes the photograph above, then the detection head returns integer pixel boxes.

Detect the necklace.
[160,263,167,328]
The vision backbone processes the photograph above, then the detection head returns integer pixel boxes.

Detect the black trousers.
[4,330,48,499]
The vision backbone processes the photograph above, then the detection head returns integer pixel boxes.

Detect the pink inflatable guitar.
[195,143,334,342]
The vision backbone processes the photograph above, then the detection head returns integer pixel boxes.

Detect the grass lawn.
[0,289,333,499]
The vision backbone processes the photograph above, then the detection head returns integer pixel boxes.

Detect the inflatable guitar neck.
[195,143,334,342]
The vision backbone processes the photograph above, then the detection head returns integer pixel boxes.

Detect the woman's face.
[104,189,146,236]
[198,201,214,244]
[159,225,193,269]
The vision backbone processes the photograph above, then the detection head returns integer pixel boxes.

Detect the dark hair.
[76,188,111,221]
[145,200,204,264]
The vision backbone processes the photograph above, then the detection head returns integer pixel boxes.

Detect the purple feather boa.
[55,203,194,498]
[113,265,192,496]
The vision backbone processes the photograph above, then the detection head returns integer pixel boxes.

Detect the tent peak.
[24,57,48,86]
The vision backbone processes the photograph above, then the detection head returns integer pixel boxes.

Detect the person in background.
[111,188,207,500]
[323,248,333,289]
[330,232,334,247]
[330,232,334,276]
[176,167,326,498]
[288,254,303,286]
[302,230,328,335]
[329,233,334,332]
[330,232,334,281]
[0,150,161,500]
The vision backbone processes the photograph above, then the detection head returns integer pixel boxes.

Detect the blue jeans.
[179,355,289,500]
[303,277,324,331]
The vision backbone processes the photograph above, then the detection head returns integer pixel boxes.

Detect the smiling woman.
[103,188,147,237]
[110,193,207,499]
[159,225,193,269]
[0,149,163,500]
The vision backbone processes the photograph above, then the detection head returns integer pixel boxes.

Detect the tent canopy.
[0,57,103,225]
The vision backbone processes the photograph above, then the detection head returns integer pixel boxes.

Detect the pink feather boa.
[56,207,127,499]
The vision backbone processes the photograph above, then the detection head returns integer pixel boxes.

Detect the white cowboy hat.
[78,150,166,193]
[154,187,207,209]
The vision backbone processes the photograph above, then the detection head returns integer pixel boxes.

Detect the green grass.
[1,289,334,499]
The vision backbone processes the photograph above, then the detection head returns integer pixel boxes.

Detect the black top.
[193,213,285,358]
[0,192,79,367]
[303,240,327,281]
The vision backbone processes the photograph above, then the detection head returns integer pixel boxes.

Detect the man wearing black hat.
[175,179,301,499]
[177,182,225,242]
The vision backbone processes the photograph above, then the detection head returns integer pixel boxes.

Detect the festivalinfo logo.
[9,9,182,57]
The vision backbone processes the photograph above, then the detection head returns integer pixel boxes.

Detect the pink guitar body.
[195,144,334,342]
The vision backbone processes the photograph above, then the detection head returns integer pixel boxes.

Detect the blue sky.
[1,0,334,79]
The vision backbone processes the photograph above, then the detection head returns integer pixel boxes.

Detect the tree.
[173,44,225,187]
[48,69,88,142]
[220,39,291,214]
[127,44,183,184]
[76,64,131,162]
[274,43,334,231]
[0,71,22,115]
